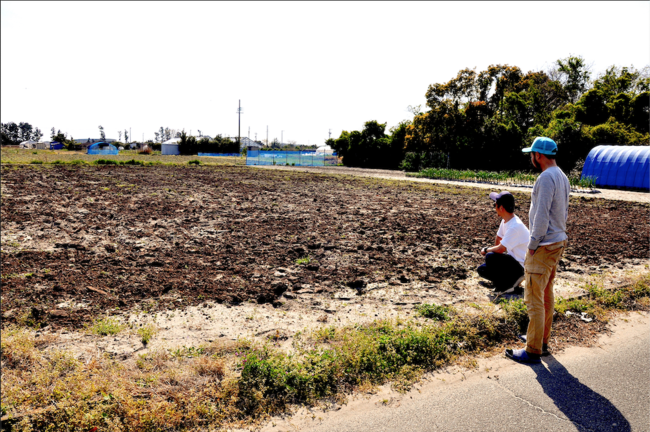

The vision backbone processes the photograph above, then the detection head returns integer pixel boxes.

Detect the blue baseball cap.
[522,137,558,155]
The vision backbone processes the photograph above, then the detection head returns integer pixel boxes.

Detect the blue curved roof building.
[87,142,119,155]
[581,145,650,191]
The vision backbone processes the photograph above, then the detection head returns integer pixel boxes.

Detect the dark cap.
[489,191,515,213]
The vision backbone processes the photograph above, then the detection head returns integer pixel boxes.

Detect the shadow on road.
[535,356,630,431]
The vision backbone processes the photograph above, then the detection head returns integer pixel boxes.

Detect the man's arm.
[495,235,502,246]
[481,243,507,255]
[528,175,554,252]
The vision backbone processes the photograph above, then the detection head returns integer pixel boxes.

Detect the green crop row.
[408,168,597,191]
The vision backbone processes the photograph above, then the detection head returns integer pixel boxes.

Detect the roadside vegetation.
[2,272,648,431]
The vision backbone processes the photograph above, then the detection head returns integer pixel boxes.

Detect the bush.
[188,160,201,165]
[400,151,448,172]
[123,159,144,166]
[94,159,119,165]
[29,160,43,164]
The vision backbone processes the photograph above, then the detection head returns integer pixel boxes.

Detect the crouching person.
[477,191,529,293]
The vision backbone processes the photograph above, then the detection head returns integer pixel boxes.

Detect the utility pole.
[237,100,242,148]
[130,127,131,143]
[266,126,268,147]
[281,130,283,145]
[329,129,331,139]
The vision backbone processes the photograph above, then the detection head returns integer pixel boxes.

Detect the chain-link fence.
[246,150,340,167]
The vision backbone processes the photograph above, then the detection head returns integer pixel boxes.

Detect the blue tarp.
[50,142,64,150]
[582,145,650,190]
[246,150,340,167]
[87,142,119,155]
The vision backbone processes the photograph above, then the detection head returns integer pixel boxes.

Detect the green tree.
[1,122,21,145]
[98,125,105,140]
[556,55,591,103]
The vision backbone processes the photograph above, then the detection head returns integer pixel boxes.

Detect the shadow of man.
[533,356,630,432]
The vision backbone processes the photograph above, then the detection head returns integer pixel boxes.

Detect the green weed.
[87,317,125,336]
[295,256,312,265]
[415,303,451,321]
[137,324,158,345]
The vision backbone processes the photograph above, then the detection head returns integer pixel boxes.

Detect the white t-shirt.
[496,215,530,266]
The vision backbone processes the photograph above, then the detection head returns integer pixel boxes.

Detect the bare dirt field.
[2,164,648,335]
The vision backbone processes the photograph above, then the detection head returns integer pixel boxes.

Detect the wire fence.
[246,150,340,167]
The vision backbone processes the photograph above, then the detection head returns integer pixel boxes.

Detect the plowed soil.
[1,165,648,329]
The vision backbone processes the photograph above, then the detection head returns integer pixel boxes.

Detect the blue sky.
[1,1,648,143]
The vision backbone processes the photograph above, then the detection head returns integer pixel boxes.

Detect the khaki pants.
[523,240,568,355]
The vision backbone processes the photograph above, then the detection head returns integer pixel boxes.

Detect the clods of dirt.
[1,165,648,329]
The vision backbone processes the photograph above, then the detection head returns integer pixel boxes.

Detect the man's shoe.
[505,348,541,364]
[518,335,550,356]
[495,275,525,294]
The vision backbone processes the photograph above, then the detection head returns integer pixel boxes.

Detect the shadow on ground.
[535,357,630,432]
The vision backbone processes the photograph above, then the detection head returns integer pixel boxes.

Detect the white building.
[161,138,181,155]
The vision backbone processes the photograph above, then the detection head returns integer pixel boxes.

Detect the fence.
[246,150,340,167]
[198,153,242,157]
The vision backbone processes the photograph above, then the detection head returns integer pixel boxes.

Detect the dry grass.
[1,272,648,431]
[0,148,244,166]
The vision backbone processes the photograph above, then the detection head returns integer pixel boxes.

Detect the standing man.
[506,137,570,364]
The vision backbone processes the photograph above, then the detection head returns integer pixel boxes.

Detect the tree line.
[178,131,240,155]
[329,57,649,172]
[1,122,44,145]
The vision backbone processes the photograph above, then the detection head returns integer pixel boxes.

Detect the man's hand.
[481,247,488,256]
[529,249,536,256]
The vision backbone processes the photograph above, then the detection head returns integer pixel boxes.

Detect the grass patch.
[2,273,648,431]
[188,159,202,165]
[415,303,452,321]
[295,256,312,265]
[137,324,158,345]
[86,317,125,336]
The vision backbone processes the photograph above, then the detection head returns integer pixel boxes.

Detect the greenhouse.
[581,145,649,191]
[87,142,119,155]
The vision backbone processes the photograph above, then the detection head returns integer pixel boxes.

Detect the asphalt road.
[262,313,649,432]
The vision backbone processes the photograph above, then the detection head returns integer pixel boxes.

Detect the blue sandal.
[505,348,541,364]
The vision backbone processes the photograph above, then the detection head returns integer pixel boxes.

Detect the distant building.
[238,137,263,151]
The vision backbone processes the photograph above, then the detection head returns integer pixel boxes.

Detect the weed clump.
[94,159,119,165]
[137,324,158,345]
[415,303,451,321]
[499,298,529,333]
[188,160,201,165]
[87,317,125,336]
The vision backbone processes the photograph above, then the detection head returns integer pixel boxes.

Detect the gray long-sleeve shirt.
[528,166,570,250]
